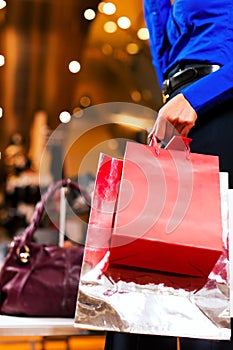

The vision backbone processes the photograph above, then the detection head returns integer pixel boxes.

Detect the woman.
[145,0,233,188]
[105,0,233,348]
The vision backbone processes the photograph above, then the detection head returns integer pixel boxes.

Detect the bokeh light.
[0,55,5,66]
[59,111,72,123]
[102,2,116,15]
[126,43,139,55]
[69,61,81,73]
[84,8,96,21]
[137,27,149,40]
[117,16,131,29]
[104,21,117,33]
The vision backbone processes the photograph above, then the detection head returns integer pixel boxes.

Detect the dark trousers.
[104,331,232,350]
[189,99,233,188]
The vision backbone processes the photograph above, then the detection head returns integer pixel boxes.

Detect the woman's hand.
[149,93,198,143]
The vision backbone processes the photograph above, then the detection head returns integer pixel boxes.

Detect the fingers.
[173,115,196,136]
[153,115,167,141]
[179,124,194,137]
[148,93,197,143]
[149,114,195,143]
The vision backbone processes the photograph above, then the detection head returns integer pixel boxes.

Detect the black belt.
[162,64,221,98]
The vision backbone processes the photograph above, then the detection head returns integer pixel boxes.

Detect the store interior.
[0,0,162,348]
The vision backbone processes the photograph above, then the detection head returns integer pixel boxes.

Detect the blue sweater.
[144,0,233,114]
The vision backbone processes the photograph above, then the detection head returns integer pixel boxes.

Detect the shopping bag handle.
[147,134,160,155]
[148,134,192,156]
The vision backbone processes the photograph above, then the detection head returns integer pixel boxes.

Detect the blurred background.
[0,0,162,248]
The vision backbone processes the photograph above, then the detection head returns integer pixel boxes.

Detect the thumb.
[154,115,167,141]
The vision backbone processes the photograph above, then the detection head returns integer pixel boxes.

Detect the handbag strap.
[19,178,91,246]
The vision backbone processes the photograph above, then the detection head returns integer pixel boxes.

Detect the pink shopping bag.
[109,137,223,277]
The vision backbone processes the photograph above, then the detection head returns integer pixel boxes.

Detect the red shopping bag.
[75,138,230,340]
[109,137,223,277]
[84,153,123,268]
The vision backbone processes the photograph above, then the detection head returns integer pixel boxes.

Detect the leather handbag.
[0,178,91,317]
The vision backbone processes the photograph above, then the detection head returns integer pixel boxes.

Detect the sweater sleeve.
[143,0,171,87]
[181,62,233,114]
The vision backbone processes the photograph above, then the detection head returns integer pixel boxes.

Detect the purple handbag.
[0,179,90,317]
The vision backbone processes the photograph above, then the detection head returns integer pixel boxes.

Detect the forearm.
[181,63,233,114]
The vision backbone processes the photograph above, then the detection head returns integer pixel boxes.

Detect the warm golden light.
[102,2,116,15]
[84,8,96,21]
[73,107,84,118]
[104,21,117,33]
[102,43,113,55]
[131,90,142,102]
[69,60,81,73]
[137,27,149,40]
[0,1,6,10]
[108,139,119,150]
[117,16,131,29]
[126,43,139,55]
[114,114,149,129]
[80,96,91,108]
[59,111,71,123]
[0,54,5,66]
[142,89,152,101]
[0,107,3,118]
[98,2,105,13]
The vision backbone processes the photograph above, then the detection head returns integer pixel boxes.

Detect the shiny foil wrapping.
[74,155,230,340]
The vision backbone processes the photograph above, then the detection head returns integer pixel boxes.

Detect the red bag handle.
[18,178,91,246]
[147,134,160,155]
[148,134,192,156]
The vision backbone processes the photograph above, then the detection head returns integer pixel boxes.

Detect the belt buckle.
[172,66,197,80]
[162,79,170,101]
[162,67,197,101]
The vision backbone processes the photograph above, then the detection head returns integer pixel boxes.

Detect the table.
[0,316,87,336]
